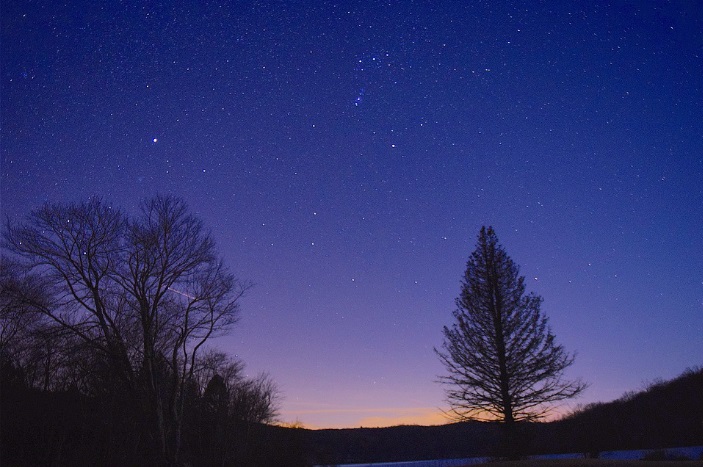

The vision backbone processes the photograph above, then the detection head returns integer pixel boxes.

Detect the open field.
[472,461,703,467]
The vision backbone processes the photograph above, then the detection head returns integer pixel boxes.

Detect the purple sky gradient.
[2,0,702,428]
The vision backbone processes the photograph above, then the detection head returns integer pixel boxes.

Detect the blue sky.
[3,0,702,428]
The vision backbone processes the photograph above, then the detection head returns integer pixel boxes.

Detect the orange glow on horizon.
[278,404,573,430]
[279,406,452,430]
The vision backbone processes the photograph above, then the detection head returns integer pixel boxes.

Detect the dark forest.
[2,365,701,465]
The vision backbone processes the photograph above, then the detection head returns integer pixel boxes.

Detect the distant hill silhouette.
[536,366,703,456]
[304,421,501,464]
[300,367,703,464]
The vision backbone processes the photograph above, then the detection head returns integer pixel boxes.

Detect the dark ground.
[472,461,703,467]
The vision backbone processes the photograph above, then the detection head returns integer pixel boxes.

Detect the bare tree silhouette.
[5,195,249,464]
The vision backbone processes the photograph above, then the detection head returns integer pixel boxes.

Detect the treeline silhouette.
[0,351,304,466]
[1,358,701,466]
[301,367,703,464]
[1,196,301,466]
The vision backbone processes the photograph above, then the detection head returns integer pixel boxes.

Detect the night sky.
[2,1,702,429]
